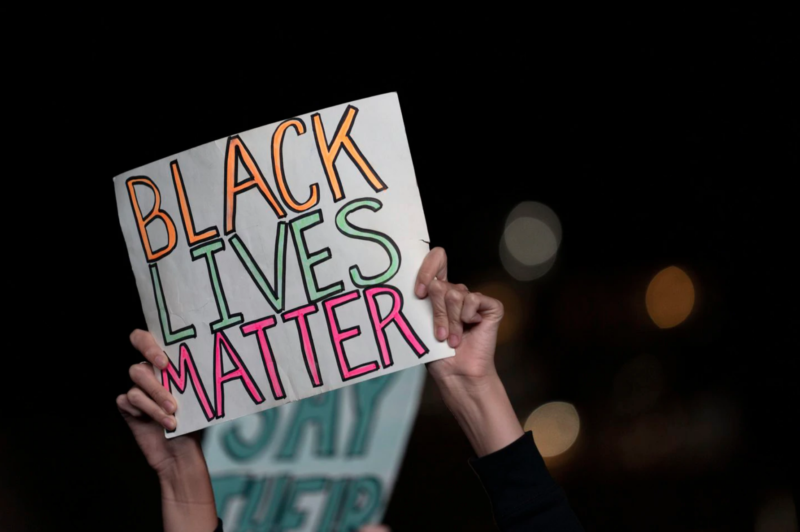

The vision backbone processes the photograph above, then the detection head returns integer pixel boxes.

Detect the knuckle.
[129,364,143,380]
[429,279,445,296]
[127,388,144,406]
[156,387,171,402]
[446,289,464,304]
[456,283,469,292]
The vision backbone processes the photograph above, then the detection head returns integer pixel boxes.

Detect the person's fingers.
[445,287,466,348]
[473,292,505,322]
[415,247,448,298]
[454,283,469,293]
[129,329,169,370]
[461,292,485,325]
[116,394,143,418]
[129,363,176,415]
[428,278,450,341]
[126,386,176,431]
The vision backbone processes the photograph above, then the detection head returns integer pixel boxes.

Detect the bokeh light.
[756,491,798,532]
[500,202,562,281]
[646,266,695,328]
[472,281,523,344]
[505,218,558,266]
[524,402,580,458]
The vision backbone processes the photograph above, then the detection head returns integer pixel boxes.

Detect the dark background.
[4,11,797,531]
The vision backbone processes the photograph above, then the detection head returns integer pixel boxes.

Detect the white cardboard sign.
[114,93,452,437]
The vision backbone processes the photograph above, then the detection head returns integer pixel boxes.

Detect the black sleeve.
[469,431,584,531]
[213,517,223,532]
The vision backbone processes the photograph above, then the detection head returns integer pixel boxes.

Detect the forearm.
[434,373,524,457]
[158,449,218,532]
[437,373,584,531]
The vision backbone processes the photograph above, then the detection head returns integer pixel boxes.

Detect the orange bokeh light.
[646,266,695,329]
[524,402,580,458]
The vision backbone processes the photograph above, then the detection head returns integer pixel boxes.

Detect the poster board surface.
[114,93,451,436]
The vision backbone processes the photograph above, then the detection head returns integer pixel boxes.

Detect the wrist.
[432,371,501,406]
[158,450,214,503]
[435,373,524,457]
[155,437,206,484]
[159,451,218,532]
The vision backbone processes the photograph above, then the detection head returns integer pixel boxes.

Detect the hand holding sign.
[117,330,218,531]
[414,248,524,458]
[117,332,183,461]
[415,247,505,383]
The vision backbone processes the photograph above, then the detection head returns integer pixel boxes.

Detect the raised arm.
[415,247,523,456]
[117,330,219,532]
[418,248,584,531]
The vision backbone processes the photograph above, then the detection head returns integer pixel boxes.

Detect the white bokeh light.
[500,201,562,281]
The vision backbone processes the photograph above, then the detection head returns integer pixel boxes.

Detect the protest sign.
[203,366,425,531]
[114,93,452,436]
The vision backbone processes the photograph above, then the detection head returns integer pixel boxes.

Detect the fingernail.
[163,400,175,414]
[436,327,447,341]
[415,283,426,298]
[163,417,176,430]
[448,334,460,348]
[155,354,168,369]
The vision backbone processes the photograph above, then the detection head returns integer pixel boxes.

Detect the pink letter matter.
[365,286,429,368]
[324,290,379,381]
[213,331,264,418]
[282,303,323,387]
[241,317,286,400]
[161,343,215,421]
